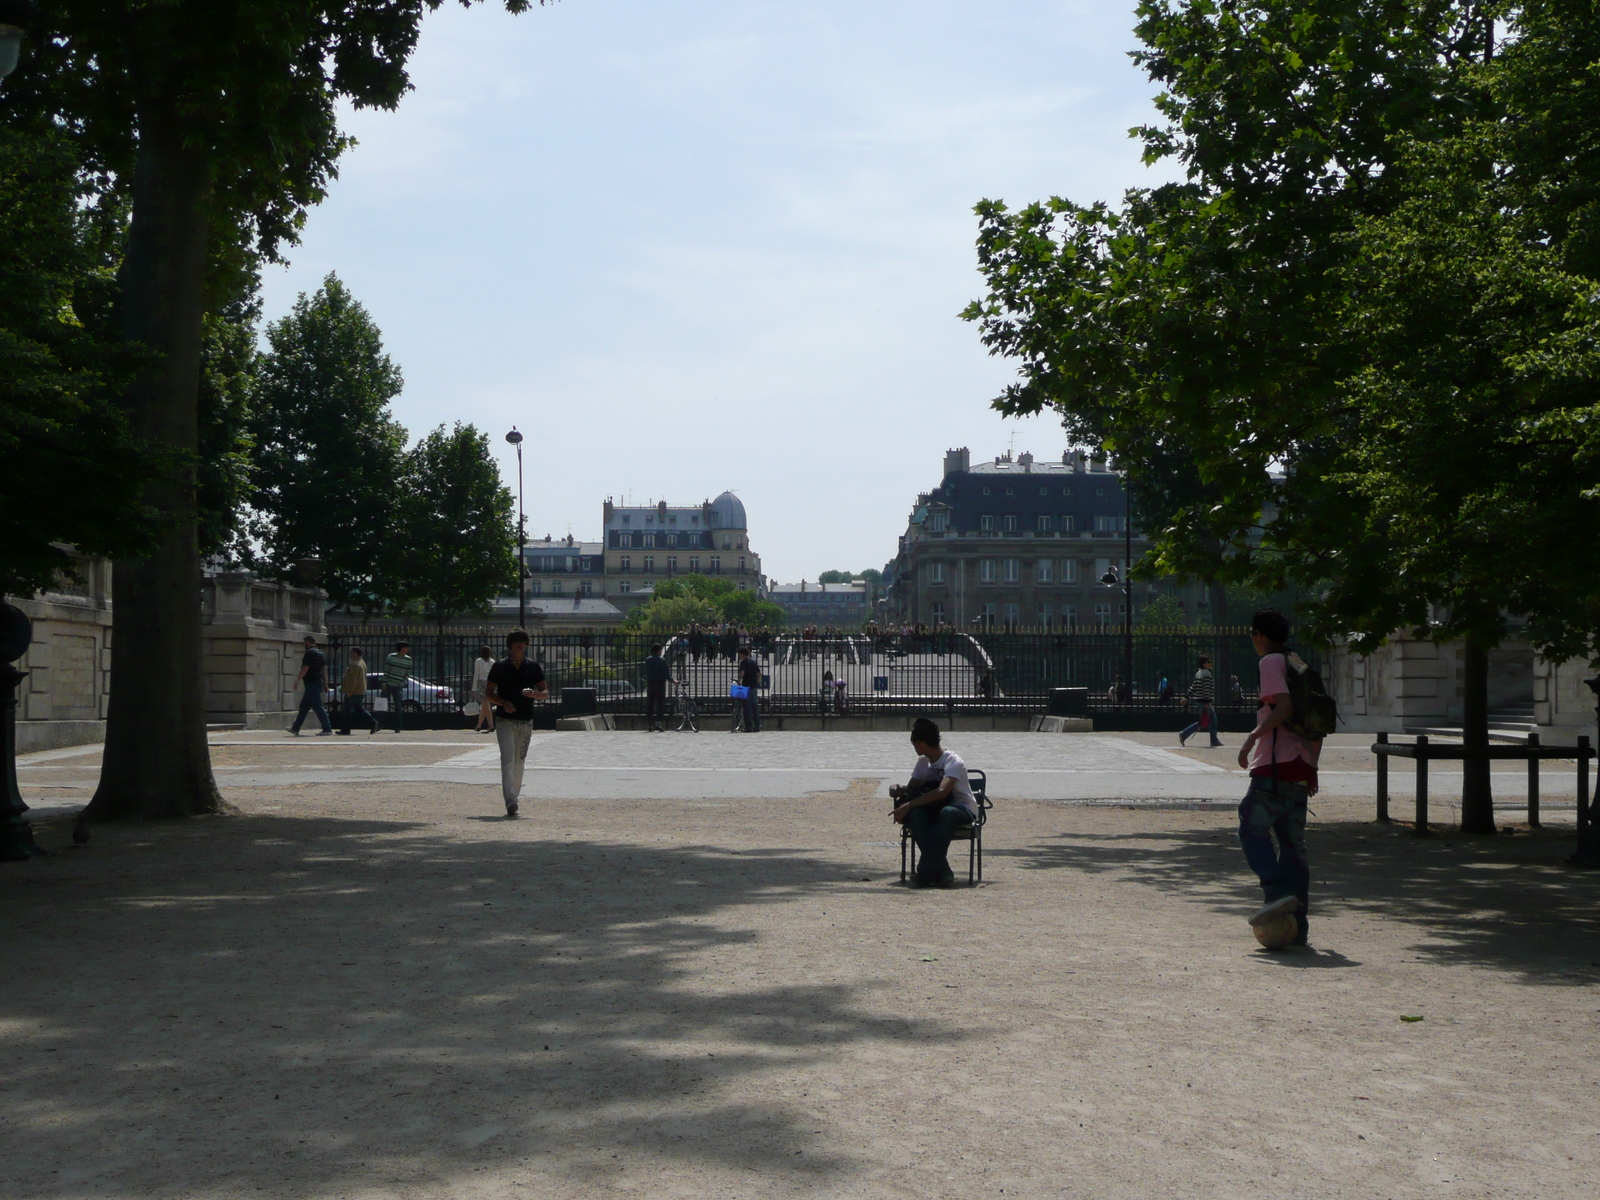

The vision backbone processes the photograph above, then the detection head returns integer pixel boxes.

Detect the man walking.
[736,645,762,733]
[1237,610,1319,948]
[381,640,412,734]
[1179,654,1223,747]
[643,643,670,732]
[486,629,548,818]
[289,635,332,736]
[336,646,379,735]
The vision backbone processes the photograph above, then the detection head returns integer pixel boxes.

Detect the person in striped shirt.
[1178,654,1223,747]
[381,641,412,734]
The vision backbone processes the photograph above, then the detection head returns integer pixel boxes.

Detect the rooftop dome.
[708,490,747,529]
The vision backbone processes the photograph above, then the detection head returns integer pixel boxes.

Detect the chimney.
[658,499,667,520]
[943,447,970,477]
[604,499,614,524]
[1019,451,1034,471]
[1090,452,1107,473]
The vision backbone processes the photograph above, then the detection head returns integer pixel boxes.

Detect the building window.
[1039,487,1049,497]
[551,579,563,595]
[1003,603,1020,626]
[738,556,746,573]
[1036,559,1052,584]
[1061,515,1076,533]
[982,486,991,496]
[622,514,631,524]
[1096,486,1106,497]
[1002,515,1018,532]
[620,556,631,572]
[931,602,946,624]
[1064,605,1076,629]
[667,556,677,573]
[1095,515,1120,532]
[979,514,995,532]
[1037,604,1053,627]
[643,533,655,548]
[1036,514,1052,532]
[618,581,631,593]
[1002,558,1019,583]
[930,512,948,533]
[529,580,542,596]
[581,579,593,595]
[619,532,632,548]
[689,555,700,572]
[711,555,721,573]
[1063,559,1078,583]
[643,555,654,573]
[1094,603,1111,626]
[979,559,996,583]
[931,562,946,584]
[980,602,997,626]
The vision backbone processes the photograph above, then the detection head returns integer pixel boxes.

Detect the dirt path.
[2,779,1596,1199]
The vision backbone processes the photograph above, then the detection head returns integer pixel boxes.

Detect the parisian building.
[883,447,1201,629]
[768,580,870,628]
[602,491,763,610]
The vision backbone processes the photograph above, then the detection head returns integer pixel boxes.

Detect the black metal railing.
[317,629,1302,724]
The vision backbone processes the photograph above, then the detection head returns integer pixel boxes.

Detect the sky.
[258,0,1179,585]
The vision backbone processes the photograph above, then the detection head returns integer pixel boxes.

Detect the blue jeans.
[907,802,973,883]
[383,685,405,732]
[1181,703,1221,745]
[741,692,761,732]
[291,682,331,733]
[1238,777,1310,940]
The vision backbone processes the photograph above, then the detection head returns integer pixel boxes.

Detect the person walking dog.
[485,629,549,818]
[336,647,379,735]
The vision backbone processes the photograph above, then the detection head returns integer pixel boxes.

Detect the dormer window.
[981,486,991,496]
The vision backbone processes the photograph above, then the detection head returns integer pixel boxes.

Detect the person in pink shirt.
[1236,609,1320,947]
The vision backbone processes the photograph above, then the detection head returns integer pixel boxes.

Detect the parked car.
[583,679,639,700]
[330,672,456,713]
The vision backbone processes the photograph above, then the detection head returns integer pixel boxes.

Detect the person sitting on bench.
[890,717,978,888]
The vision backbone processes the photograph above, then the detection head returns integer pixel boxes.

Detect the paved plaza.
[3,730,1597,1199]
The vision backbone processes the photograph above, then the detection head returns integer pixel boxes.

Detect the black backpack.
[1279,651,1338,741]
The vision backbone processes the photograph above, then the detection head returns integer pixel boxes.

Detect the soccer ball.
[1253,912,1299,950]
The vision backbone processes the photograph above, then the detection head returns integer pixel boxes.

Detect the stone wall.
[1329,633,1539,733]
[7,563,326,751]
[1535,657,1598,735]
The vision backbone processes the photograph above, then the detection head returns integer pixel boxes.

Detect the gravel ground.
[2,735,1597,1199]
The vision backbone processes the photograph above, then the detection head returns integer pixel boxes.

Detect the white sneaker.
[1249,895,1300,926]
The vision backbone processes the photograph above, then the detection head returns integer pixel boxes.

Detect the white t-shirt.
[472,657,494,689]
[910,749,978,817]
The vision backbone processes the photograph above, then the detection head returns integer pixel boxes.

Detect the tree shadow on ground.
[995,819,1600,985]
[0,814,969,1198]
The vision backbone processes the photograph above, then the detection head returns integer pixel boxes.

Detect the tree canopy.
[965,1,1600,831]
[622,575,785,632]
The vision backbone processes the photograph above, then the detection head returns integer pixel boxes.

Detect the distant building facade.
[883,447,1202,629]
[602,491,763,609]
[769,581,869,628]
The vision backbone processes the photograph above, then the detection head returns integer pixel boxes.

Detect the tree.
[0,122,161,596]
[1135,595,1186,630]
[817,570,855,584]
[392,423,518,629]
[622,574,785,631]
[965,2,1600,832]
[247,274,407,609]
[196,289,259,562]
[3,2,545,820]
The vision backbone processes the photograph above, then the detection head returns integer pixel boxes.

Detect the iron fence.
[319,629,1316,724]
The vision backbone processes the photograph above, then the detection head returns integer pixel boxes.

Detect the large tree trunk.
[1459,635,1495,834]
[85,108,220,821]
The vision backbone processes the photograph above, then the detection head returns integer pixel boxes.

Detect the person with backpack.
[1178,655,1222,747]
[1237,609,1336,948]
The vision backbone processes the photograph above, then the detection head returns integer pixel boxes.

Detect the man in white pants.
[484,629,548,818]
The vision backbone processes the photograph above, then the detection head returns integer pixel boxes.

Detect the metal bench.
[900,768,991,885]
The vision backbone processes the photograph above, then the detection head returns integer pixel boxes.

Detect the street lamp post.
[1572,676,1600,868]
[1098,471,1135,702]
[0,602,41,860]
[505,428,526,629]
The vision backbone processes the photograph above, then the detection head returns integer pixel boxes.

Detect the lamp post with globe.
[505,428,526,629]
[0,1,37,87]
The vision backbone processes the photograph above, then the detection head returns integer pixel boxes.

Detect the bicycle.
[672,678,699,733]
